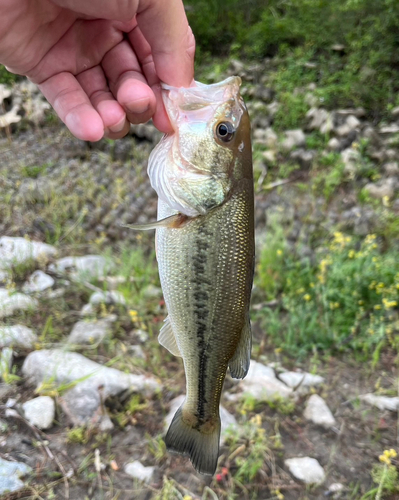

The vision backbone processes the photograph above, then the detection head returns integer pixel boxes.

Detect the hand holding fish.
[0,0,195,140]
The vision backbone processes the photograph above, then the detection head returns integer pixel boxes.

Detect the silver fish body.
[140,77,254,475]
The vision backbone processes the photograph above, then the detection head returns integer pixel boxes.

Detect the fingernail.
[109,117,127,134]
[126,100,150,115]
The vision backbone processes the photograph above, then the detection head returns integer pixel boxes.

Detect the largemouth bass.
[127,76,254,475]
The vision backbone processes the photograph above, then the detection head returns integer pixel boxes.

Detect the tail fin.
[165,404,221,476]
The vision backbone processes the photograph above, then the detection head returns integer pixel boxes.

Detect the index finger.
[137,0,195,88]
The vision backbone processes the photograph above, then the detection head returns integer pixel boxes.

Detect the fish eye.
[216,121,235,142]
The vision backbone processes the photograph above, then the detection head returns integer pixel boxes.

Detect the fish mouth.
[161,76,242,132]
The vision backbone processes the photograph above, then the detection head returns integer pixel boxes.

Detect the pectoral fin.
[158,316,182,357]
[228,318,252,379]
[121,214,189,231]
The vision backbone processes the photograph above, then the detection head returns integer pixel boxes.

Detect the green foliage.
[256,230,399,357]
[21,163,52,179]
[370,463,399,498]
[0,65,17,85]
[225,414,270,483]
[312,152,346,199]
[188,0,399,115]
[67,426,91,445]
[273,91,309,131]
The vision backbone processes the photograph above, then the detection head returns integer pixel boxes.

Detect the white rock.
[383,161,399,175]
[22,270,54,293]
[0,348,13,380]
[364,179,395,199]
[229,360,292,402]
[264,127,278,149]
[281,129,306,151]
[0,237,56,269]
[304,394,336,429]
[0,325,37,350]
[0,84,11,103]
[134,329,149,343]
[307,108,329,131]
[285,457,325,484]
[48,255,112,282]
[246,360,276,380]
[22,349,161,427]
[164,395,238,445]
[80,303,95,316]
[336,115,360,137]
[328,483,344,493]
[279,371,324,392]
[341,148,361,175]
[0,270,11,283]
[0,106,21,128]
[22,396,55,430]
[380,124,399,134]
[0,457,32,494]
[267,101,279,117]
[89,290,126,306]
[142,285,162,299]
[328,138,341,151]
[68,319,113,344]
[360,393,399,411]
[262,150,276,164]
[0,289,38,318]
[129,345,145,359]
[124,461,155,484]
[46,288,65,299]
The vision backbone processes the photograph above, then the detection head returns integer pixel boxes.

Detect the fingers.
[102,40,156,125]
[126,24,171,132]
[52,0,140,21]
[137,0,195,88]
[77,66,130,139]
[38,72,104,141]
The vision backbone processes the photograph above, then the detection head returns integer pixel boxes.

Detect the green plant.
[273,92,309,131]
[67,426,91,445]
[0,65,18,85]
[21,162,52,179]
[225,414,271,483]
[146,433,167,463]
[256,230,399,358]
[362,449,399,499]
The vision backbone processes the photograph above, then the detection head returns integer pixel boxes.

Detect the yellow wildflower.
[250,414,262,426]
[348,250,355,259]
[379,449,397,465]
[303,294,311,302]
[277,249,283,256]
[383,298,397,309]
[129,310,138,321]
[374,305,381,310]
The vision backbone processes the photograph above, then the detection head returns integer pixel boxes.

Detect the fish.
[125,76,254,475]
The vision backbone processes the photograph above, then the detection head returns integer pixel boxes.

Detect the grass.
[256,226,399,359]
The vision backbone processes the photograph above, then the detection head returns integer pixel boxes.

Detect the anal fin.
[228,318,252,379]
[158,316,181,357]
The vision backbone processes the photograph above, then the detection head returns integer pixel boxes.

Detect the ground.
[0,66,399,499]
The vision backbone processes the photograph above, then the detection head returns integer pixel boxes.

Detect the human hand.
[0,0,195,141]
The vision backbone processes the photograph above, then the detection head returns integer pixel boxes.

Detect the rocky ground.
[0,60,398,499]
